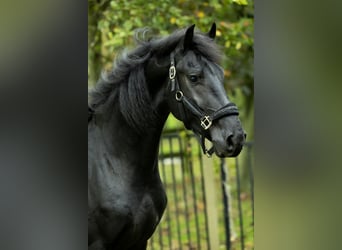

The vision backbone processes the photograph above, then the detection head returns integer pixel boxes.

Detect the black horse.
[88,24,245,250]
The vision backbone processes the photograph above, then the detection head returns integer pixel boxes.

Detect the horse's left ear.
[207,22,216,39]
[183,24,195,51]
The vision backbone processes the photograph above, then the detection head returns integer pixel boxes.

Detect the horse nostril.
[244,132,247,140]
[226,134,234,151]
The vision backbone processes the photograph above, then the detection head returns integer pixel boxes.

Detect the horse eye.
[188,75,198,82]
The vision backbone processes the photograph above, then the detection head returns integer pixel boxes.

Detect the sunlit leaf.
[216,29,222,37]
[232,0,248,5]
[170,17,177,24]
[235,42,242,50]
[196,11,205,18]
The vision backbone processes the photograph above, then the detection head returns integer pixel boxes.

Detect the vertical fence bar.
[220,159,231,250]
[235,157,245,250]
[187,135,202,249]
[202,154,220,250]
[158,137,164,250]
[247,143,254,226]
[169,136,183,250]
[178,136,192,248]
[160,138,172,250]
[198,143,210,250]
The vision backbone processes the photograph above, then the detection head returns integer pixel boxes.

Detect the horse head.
[166,24,246,157]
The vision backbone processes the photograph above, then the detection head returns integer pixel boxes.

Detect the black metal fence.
[148,132,254,250]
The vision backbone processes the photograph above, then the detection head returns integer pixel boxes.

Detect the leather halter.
[168,52,239,157]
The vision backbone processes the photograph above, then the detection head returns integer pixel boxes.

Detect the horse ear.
[183,24,195,51]
[208,22,216,39]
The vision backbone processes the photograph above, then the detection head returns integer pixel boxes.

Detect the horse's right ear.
[207,23,216,39]
[183,24,195,51]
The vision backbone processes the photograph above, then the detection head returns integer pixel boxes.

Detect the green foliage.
[88,0,254,136]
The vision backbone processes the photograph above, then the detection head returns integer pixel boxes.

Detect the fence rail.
[149,132,254,250]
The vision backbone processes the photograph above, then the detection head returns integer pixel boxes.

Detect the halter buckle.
[169,65,176,80]
[200,116,212,130]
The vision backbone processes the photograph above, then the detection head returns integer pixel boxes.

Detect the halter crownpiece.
[168,52,240,157]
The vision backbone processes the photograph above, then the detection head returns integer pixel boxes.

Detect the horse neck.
[97,83,169,172]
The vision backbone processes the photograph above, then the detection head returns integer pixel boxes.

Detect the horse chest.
[88,162,167,248]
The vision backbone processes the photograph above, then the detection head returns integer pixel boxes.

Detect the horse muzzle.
[213,131,246,157]
[210,118,246,158]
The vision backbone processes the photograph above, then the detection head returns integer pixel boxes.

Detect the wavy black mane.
[88,27,222,132]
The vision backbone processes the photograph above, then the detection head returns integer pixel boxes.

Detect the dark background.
[0,0,341,249]
[0,1,87,249]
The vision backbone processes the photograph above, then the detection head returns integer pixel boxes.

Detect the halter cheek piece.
[168,52,239,157]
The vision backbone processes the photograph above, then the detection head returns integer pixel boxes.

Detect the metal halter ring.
[175,91,183,101]
[200,116,212,130]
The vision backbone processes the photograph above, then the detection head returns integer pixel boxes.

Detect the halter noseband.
[169,52,239,157]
